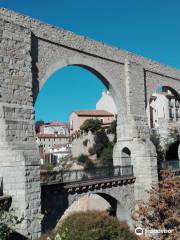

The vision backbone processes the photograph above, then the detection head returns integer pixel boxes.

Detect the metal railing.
[41,165,134,184]
[159,160,180,170]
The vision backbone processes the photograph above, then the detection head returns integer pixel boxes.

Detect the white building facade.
[96,91,117,115]
[147,90,180,129]
[36,121,71,163]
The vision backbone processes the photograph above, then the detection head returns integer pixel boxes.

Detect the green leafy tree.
[80,119,101,133]
[100,142,113,166]
[35,120,44,133]
[150,129,180,162]
[0,204,23,240]
[107,120,117,143]
[47,211,137,240]
[77,154,89,164]
[93,129,109,157]
[150,130,165,161]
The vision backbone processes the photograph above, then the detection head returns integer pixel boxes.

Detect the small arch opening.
[121,147,131,166]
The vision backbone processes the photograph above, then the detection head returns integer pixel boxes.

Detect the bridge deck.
[41,165,135,193]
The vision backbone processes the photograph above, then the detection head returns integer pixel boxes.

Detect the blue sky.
[1,0,180,122]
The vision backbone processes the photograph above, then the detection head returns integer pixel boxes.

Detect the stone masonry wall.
[0,19,41,238]
[71,131,114,159]
[71,131,95,158]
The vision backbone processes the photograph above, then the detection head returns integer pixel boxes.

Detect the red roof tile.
[37,133,69,138]
[75,110,114,116]
[48,121,69,127]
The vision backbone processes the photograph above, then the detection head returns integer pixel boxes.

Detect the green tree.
[93,129,109,157]
[35,120,44,133]
[150,130,165,161]
[107,120,117,143]
[77,154,89,164]
[150,129,180,162]
[48,211,137,240]
[0,204,23,240]
[80,119,101,133]
[100,142,113,166]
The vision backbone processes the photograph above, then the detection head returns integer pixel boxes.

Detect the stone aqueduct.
[0,8,180,239]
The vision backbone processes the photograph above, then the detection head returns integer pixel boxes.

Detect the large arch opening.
[147,85,180,170]
[52,192,131,232]
[35,61,118,170]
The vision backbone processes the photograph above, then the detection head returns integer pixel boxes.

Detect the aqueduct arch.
[66,190,133,228]
[1,8,180,238]
[36,56,122,116]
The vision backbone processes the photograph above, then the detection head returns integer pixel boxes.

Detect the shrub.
[88,147,95,155]
[41,162,54,171]
[48,211,137,240]
[35,120,44,133]
[0,204,23,240]
[83,139,88,147]
[100,142,113,166]
[133,171,180,240]
[150,130,165,161]
[84,159,95,170]
[107,120,117,143]
[80,119,101,133]
[77,154,89,164]
[93,129,109,157]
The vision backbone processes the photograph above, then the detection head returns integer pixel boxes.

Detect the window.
[175,100,179,108]
[176,109,179,119]
[169,99,173,107]
[169,108,173,119]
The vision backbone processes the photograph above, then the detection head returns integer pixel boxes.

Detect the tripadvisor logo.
[135,227,144,236]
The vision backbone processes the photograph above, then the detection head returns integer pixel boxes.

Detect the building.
[36,121,71,163]
[39,121,69,136]
[69,110,115,134]
[49,143,72,163]
[147,90,180,129]
[96,91,117,115]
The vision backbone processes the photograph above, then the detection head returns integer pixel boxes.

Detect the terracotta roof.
[75,110,114,116]
[37,133,69,138]
[48,121,69,127]
[40,122,69,129]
